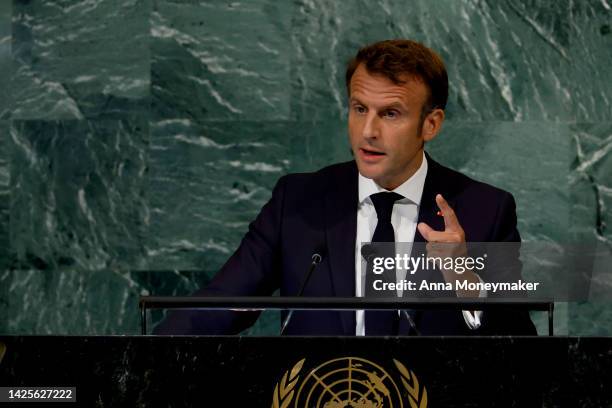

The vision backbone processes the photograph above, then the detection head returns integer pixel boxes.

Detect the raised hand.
[417,194,467,260]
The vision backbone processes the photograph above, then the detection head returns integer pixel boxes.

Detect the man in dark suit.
[154,39,536,336]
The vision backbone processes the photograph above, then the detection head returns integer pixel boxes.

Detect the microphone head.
[361,243,378,262]
[311,245,326,264]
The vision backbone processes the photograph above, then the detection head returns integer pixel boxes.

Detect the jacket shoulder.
[428,157,519,241]
[279,161,356,189]
[432,158,514,201]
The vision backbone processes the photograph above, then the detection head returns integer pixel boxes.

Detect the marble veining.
[0,0,609,336]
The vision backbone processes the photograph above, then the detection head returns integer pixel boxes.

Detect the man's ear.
[422,108,445,142]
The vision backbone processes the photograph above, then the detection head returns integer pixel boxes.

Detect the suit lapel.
[415,152,448,241]
[409,152,457,306]
[324,161,358,335]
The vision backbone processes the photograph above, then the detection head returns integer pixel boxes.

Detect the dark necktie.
[365,191,403,335]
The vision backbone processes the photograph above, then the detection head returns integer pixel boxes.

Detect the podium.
[1,335,611,406]
[4,298,608,406]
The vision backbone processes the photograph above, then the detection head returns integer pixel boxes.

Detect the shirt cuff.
[461,273,487,330]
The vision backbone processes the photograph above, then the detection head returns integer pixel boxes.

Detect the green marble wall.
[0,0,610,335]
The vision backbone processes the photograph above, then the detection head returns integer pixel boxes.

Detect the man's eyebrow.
[379,102,406,110]
[348,98,406,110]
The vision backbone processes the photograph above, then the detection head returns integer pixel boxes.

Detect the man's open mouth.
[360,148,385,156]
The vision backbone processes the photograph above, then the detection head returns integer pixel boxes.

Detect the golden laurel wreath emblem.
[271,357,427,408]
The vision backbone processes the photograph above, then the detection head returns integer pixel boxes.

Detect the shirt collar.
[358,151,428,205]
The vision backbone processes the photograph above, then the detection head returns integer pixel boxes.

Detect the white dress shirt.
[354,152,484,335]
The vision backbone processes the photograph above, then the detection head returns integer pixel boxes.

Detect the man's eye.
[383,110,398,119]
[353,106,366,114]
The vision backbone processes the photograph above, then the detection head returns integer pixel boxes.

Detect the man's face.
[348,64,436,190]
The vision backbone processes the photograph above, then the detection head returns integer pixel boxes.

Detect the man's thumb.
[417,222,434,241]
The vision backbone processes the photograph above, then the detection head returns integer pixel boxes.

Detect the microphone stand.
[280,253,322,335]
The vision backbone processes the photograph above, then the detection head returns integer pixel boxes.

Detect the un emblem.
[272,357,427,408]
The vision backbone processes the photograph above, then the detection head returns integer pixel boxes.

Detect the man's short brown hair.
[345,39,448,115]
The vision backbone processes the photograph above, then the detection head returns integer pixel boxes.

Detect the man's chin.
[355,162,383,180]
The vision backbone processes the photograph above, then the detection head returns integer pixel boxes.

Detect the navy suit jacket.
[154,153,536,336]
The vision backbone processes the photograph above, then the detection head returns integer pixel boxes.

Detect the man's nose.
[362,113,380,139]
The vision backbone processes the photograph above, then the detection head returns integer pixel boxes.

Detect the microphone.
[360,243,377,264]
[400,310,420,336]
[361,243,420,335]
[280,250,324,335]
